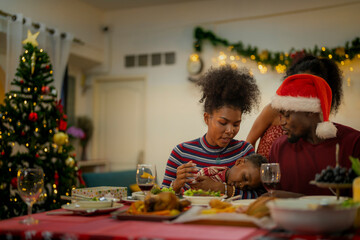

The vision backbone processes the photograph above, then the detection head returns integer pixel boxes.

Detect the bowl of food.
[182,189,225,205]
[267,198,357,234]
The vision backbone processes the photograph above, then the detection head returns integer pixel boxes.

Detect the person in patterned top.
[162,65,261,195]
[196,154,268,198]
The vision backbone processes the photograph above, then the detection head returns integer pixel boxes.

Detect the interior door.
[93,77,145,171]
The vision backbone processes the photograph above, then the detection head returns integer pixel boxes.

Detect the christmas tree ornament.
[54,171,59,186]
[10,177,17,189]
[1,151,5,156]
[21,131,25,136]
[65,156,75,168]
[53,132,69,152]
[22,30,40,47]
[28,112,38,122]
[35,153,40,158]
[45,65,50,70]
[41,86,50,94]
[31,52,36,74]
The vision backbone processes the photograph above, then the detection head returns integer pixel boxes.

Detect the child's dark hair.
[285,55,343,113]
[197,65,260,114]
[244,154,268,168]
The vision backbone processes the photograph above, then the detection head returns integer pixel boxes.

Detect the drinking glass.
[136,164,156,196]
[260,163,281,197]
[17,168,44,225]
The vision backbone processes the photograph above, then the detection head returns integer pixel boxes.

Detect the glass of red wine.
[260,163,281,197]
[136,163,156,197]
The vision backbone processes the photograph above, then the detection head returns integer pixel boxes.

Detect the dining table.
[0,205,359,240]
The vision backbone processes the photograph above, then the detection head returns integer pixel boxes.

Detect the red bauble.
[45,65,50,70]
[41,86,50,94]
[1,150,4,156]
[35,153,40,158]
[28,112,38,122]
[54,171,59,186]
[58,119,67,131]
[20,80,24,84]
[11,177,17,188]
[21,131,25,136]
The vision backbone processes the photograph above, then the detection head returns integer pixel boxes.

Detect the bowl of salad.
[182,189,225,205]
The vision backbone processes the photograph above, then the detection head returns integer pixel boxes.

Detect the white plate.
[300,195,348,201]
[132,191,145,201]
[61,202,123,215]
[231,199,256,206]
[75,200,113,208]
[121,196,138,204]
[182,195,226,205]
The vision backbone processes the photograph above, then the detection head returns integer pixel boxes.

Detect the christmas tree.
[0,30,78,219]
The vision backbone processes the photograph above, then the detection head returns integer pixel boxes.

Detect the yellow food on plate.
[243,196,275,218]
[200,199,236,214]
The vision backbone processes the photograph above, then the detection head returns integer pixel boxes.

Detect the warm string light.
[205,46,357,78]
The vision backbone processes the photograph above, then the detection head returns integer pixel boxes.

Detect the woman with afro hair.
[162,65,264,198]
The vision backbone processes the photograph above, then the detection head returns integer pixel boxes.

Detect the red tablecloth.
[0,209,265,240]
[1,209,360,240]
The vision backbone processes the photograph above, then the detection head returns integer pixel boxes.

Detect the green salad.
[150,187,175,194]
[183,189,222,197]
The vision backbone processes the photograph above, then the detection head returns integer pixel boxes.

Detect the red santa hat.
[271,74,337,139]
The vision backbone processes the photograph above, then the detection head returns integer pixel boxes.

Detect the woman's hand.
[189,176,224,193]
[172,161,198,193]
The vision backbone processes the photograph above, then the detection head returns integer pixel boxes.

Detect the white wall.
[1,0,360,183]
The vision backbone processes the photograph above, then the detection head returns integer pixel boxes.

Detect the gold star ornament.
[22,30,40,47]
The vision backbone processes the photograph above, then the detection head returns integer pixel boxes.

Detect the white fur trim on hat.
[316,121,337,139]
[271,95,321,113]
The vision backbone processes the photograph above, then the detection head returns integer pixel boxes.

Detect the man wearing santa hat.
[269,74,360,196]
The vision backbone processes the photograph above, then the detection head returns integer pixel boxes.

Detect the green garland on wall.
[193,27,360,69]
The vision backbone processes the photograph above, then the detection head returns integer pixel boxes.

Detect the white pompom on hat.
[271,74,337,139]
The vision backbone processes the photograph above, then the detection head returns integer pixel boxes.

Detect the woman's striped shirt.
[161,135,256,194]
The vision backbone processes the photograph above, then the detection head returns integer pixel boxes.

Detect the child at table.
[193,154,267,199]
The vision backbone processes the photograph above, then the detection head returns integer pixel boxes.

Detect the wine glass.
[17,168,44,225]
[136,164,156,197]
[260,163,281,197]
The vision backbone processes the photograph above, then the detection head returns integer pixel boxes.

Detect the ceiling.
[77,0,210,11]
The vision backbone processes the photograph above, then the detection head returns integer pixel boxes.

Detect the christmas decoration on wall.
[0,31,77,219]
[192,27,360,73]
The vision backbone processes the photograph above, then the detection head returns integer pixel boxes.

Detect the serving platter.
[61,202,123,215]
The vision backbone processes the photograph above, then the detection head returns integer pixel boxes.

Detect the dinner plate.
[231,199,256,206]
[61,202,123,215]
[132,191,145,201]
[300,195,348,201]
[183,195,226,206]
[121,196,139,204]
